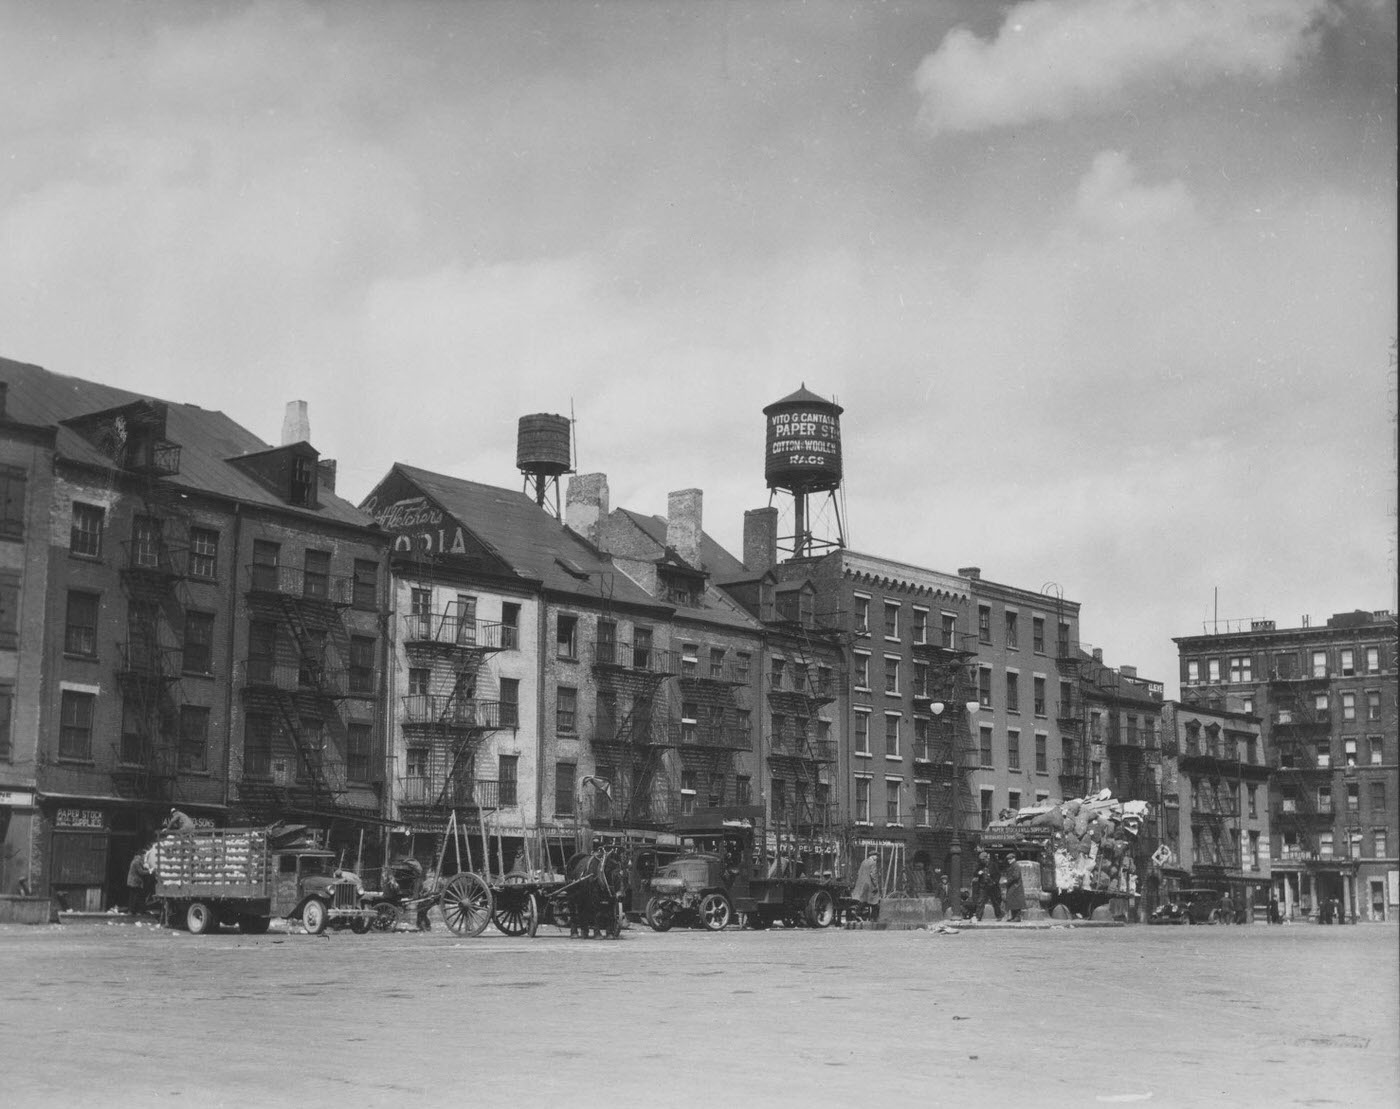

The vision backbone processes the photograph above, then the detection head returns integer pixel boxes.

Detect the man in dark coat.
[1001,853,1026,922]
[970,851,1002,921]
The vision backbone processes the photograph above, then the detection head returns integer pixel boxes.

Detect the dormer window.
[291,455,316,506]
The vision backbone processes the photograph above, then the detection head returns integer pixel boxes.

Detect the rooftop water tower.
[517,413,574,517]
[763,384,845,558]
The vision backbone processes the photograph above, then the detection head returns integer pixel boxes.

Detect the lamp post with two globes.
[930,698,982,904]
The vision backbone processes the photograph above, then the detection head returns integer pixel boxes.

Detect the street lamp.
[931,700,982,909]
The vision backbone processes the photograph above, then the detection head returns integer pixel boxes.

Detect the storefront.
[1,787,37,895]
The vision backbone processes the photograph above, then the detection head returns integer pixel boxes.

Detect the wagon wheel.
[440,872,493,937]
[492,889,538,937]
[804,889,836,928]
[371,902,399,932]
[526,894,541,938]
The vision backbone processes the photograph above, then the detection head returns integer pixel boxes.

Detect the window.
[298,630,326,687]
[554,762,576,816]
[0,467,26,539]
[1032,617,1045,654]
[737,708,752,741]
[349,636,375,694]
[854,652,870,690]
[1035,733,1048,774]
[498,755,519,807]
[849,776,871,823]
[346,723,372,782]
[915,782,931,826]
[886,779,901,824]
[1035,790,1050,805]
[766,776,782,822]
[0,686,11,760]
[302,550,330,599]
[735,775,752,806]
[247,621,277,683]
[351,558,377,609]
[1341,693,1355,722]
[1187,660,1200,683]
[70,503,104,557]
[941,613,957,648]
[885,714,900,758]
[118,699,148,764]
[177,706,210,773]
[556,614,578,659]
[978,605,992,644]
[0,573,16,650]
[1033,676,1047,717]
[817,665,832,695]
[290,454,316,506]
[1370,780,1385,814]
[1374,829,1388,857]
[1008,789,1022,812]
[244,714,275,777]
[632,627,653,670]
[494,602,520,650]
[912,608,928,645]
[1229,656,1252,682]
[1057,623,1071,657]
[709,647,726,679]
[735,652,751,683]
[854,596,870,634]
[408,667,430,697]
[978,667,992,708]
[1367,691,1382,722]
[251,540,280,592]
[1242,696,1255,716]
[979,725,993,768]
[1317,786,1333,814]
[1005,611,1019,648]
[131,515,166,569]
[854,711,870,756]
[1007,729,1021,771]
[1348,830,1363,859]
[59,690,95,760]
[1365,647,1380,674]
[913,661,929,699]
[884,656,900,695]
[1340,649,1355,676]
[1249,831,1260,870]
[499,678,519,728]
[770,657,786,691]
[1248,785,1257,818]
[1311,650,1327,678]
[1370,736,1384,765]
[980,787,995,829]
[182,611,215,674]
[408,587,432,635]
[1005,672,1020,713]
[884,602,900,639]
[187,527,218,580]
[1207,658,1220,682]
[65,591,100,656]
[556,686,577,733]
[680,644,698,678]
[1316,744,1331,769]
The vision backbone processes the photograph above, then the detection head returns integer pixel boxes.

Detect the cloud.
[1073,150,1195,232]
[915,0,1332,135]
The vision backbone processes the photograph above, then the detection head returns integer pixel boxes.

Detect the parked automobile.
[1149,888,1226,925]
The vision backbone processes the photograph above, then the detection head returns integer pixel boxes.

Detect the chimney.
[0,381,7,419]
[1093,648,1104,663]
[282,400,310,445]
[958,566,981,581]
[565,473,609,546]
[666,489,703,568]
[318,459,337,494]
[1120,665,1137,678]
[744,508,778,574]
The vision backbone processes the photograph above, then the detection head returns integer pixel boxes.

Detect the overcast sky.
[2,0,1395,693]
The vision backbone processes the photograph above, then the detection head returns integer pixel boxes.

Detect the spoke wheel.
[186,901,218,936]
[302,898,328,935]
[492,891,538,937]
[804,889,836,928]
[371,902,399,932]
[699,892,732,932]
[440,873,492,937]
[645,896,673,933]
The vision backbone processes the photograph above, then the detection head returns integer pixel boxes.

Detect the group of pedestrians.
[961,850,1026,923]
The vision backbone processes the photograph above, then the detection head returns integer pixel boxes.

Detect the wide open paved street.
[1,919,1395,1109]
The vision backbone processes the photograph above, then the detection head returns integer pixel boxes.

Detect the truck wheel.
[371,902,399,932]
[699,892,732,931]
[646,896,674,932]
[302,898,329,935]
[804,889,836,928]
[186,901,219,935]
[350,915,371,934]
[239,915,271,935]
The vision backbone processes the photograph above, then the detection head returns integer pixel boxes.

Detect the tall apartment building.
[1159,701,1269,920]
[1174,610,1399,921]
[1,359,390,910]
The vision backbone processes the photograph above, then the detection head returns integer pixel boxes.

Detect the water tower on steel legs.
[763,385,845,559]
[517,413,574,518]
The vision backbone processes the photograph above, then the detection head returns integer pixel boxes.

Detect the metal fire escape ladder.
[1267,674,1332,858]
[588,634,675,828]
[765,619,840,844]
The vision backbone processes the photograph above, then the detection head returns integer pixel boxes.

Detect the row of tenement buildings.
[1,357,1395,921]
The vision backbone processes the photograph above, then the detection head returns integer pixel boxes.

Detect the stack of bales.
[1020,794,1143,896]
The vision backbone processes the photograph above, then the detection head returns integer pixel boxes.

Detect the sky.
[2,0,1395,694]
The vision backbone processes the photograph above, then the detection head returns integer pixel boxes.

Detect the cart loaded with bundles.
[980,790,1151,921]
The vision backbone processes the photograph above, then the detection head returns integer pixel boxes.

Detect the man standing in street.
[126,849,151,914]
[970,851,1003,921]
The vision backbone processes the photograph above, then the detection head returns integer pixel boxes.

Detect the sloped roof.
[762,383,843,415]
[392,464,666,610]
[0,356,373,527]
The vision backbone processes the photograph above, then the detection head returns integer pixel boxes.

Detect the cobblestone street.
[1,920,1395,1109]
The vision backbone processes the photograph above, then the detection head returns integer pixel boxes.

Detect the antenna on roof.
[570,398,578,472]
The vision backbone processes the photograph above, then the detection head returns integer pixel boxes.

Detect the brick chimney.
[566,473,609,546]
[667,489,703,568]
[282,399,310,445]
[958,566,981,580]
[744,508,778,574]
[1093,648,1104,663]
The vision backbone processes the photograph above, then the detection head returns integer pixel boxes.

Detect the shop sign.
[0,789,36,807]
[56,807,108,830]
[362,494,471,557]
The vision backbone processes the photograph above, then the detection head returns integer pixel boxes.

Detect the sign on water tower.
[763,385,844,494]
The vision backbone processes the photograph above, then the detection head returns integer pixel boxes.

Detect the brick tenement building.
[1174,610,1399,921]
[0,358,390,911]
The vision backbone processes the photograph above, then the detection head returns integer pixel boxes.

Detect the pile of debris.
[1003,792,1149,897]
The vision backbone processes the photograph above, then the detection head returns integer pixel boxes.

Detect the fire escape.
[587,629,676,828]
[1267,670,1334,862]
[1177,721,1241,874]
[91,403,187,806]
[236,559,372,819]
[913,636,979,861]
[396,607,511,824]
[765,623,840,841]
[1056,639,1090,799]
[675,644,754,820]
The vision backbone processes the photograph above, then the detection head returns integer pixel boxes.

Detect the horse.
[564,848,625,939]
